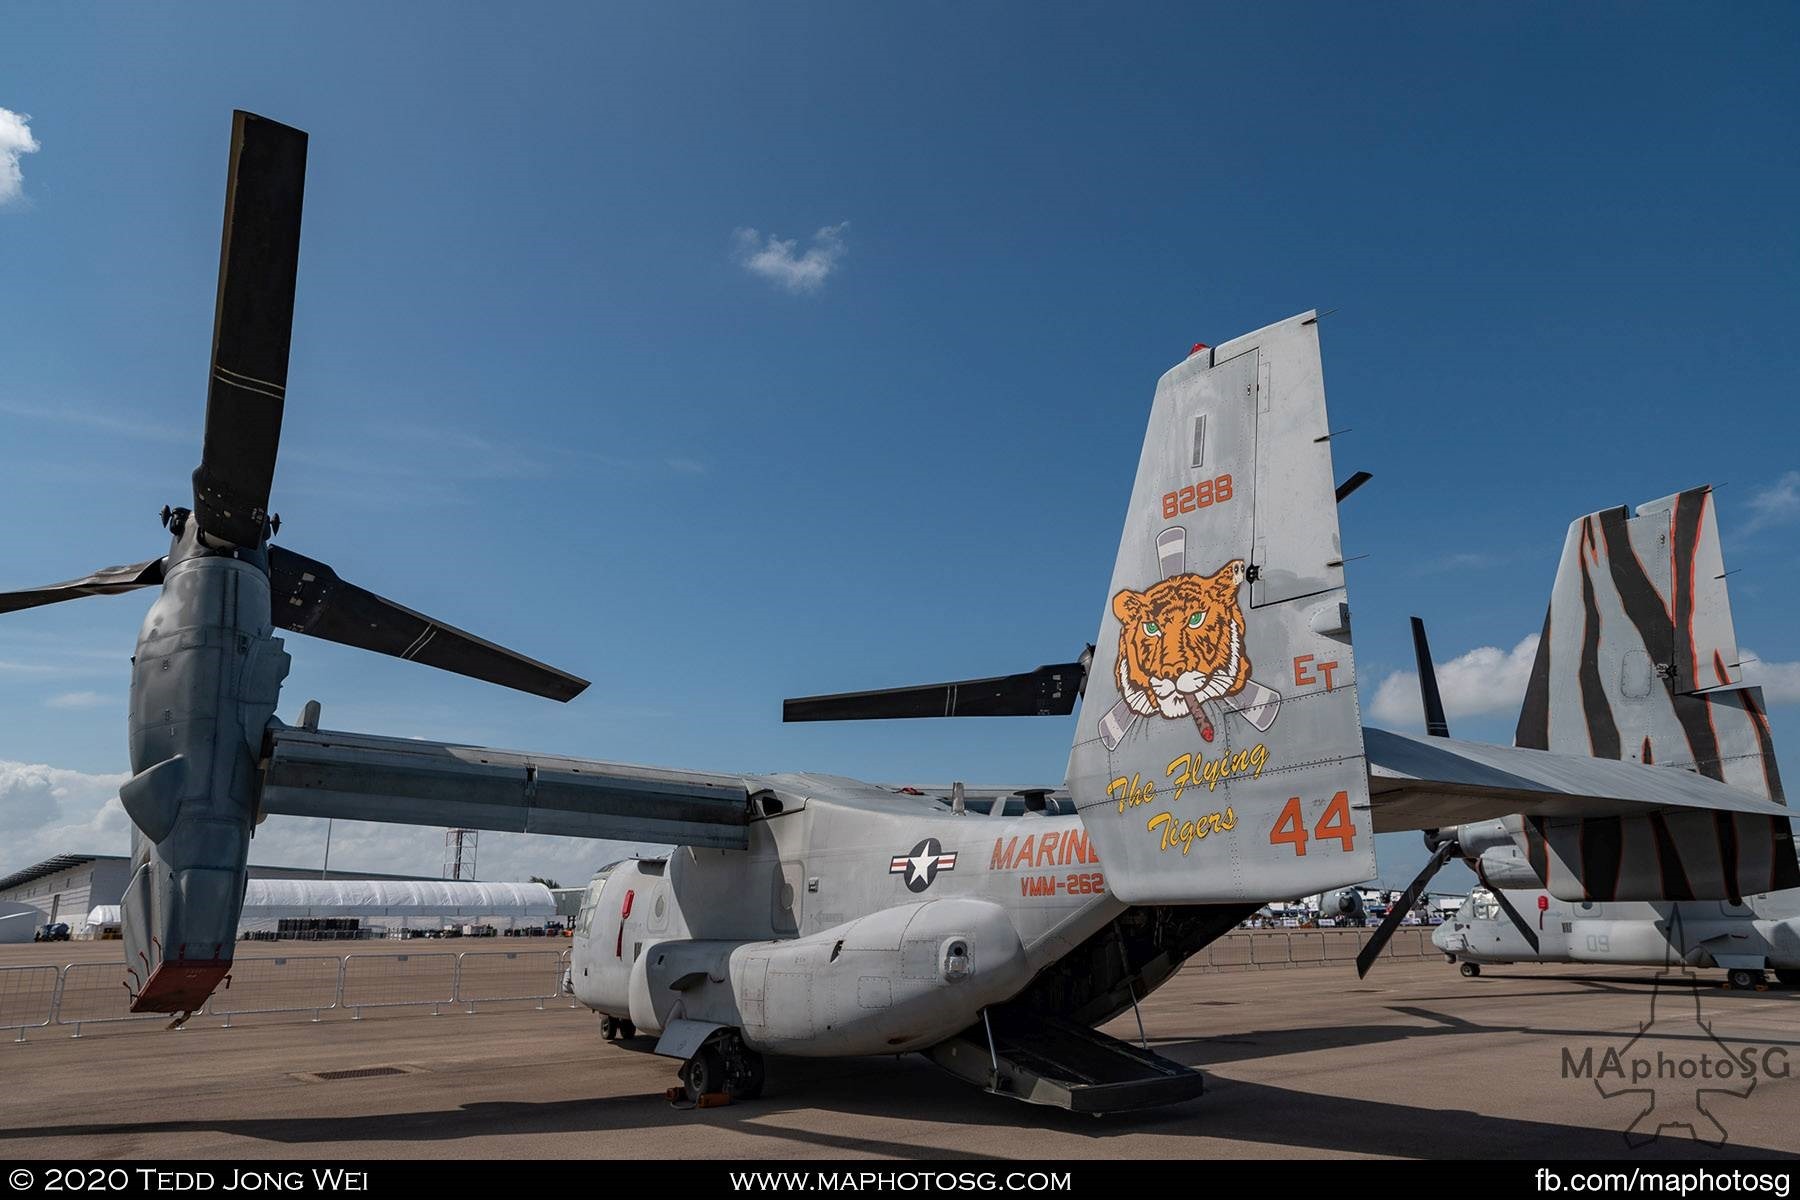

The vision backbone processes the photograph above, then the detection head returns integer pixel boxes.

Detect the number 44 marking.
[1269,791,1356,856]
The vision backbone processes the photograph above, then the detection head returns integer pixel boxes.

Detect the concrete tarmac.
[3,954,1796,1160]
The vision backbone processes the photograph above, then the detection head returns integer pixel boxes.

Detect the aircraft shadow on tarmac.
[6,1025,1795,1160]
[1148,990,1800,1071]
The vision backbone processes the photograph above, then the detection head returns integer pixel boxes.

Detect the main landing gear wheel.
[721,1037,767,1101]
[599,1015,636,1041]
[680,1034,767,1103]
[680,1044,727,1102]
[1727,968,1764,991]
[1460,962,1481,978]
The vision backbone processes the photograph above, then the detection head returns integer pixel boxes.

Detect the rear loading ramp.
[926,1013,1205,1114]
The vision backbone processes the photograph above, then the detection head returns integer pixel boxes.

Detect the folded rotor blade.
[267,546,588,702]
[1355,839,1456,979]
[784,658,1087,722]
[1410,616,1451,738]
[191,111,308,549]
[1334,471,1373,502]
[1485,880,1542,953]
[0,558,164,616]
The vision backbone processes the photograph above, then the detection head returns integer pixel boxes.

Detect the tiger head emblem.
[1112,558,1249,740]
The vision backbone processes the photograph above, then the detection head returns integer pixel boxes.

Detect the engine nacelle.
[1474,844,1542,890]
[120,527,288,1012]
[1437,819,1542,890]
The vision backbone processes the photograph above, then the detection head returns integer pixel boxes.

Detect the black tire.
[728,1047,767,1101]
[682,1045,727,1102]
[1727,968,1763,990]
[598,1015,619,1041]
[1460,962,1481,978]
[1774,969,1800,987]
[619,1019,636,1040]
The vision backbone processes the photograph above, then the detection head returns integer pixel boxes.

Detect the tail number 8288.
[1162,474,1233,520]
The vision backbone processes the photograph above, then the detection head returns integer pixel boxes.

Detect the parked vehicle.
[34,922,70,942]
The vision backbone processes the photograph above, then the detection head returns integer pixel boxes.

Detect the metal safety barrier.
[452,949,566,1012]
[206,955,342,1026]
[53,963,168,1036]
[340,952,458,1018]
[0,965,60,1042]
[6,928,1436,1044]
[1189,927,1437,972]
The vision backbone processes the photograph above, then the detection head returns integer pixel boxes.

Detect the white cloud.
[1740,649,1800,705]
[732,222,848,294]
[1368,633,1541,730]
[1744,471,1800,534]
[0,107,41,206]
[0,761,130,847]
[0,758,648,890]
[45,691,109,710]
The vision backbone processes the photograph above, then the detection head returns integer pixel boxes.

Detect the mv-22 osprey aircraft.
[3,112,1793,1113]
[1432,886,1800,991]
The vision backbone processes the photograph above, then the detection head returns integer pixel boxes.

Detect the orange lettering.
[1294,655,1316,687]
[1270,798,1307,856]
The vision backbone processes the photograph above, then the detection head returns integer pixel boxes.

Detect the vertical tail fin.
[1069,313,1377,904]
[1516,485,1784,803]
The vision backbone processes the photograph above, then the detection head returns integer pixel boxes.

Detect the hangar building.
[0,853,448,937]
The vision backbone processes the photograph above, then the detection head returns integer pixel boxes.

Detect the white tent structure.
[85,905,122,938]
[237,879,556,935]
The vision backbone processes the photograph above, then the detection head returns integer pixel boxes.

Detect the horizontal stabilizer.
[1366,727,1792,832]
[261,727,749,849]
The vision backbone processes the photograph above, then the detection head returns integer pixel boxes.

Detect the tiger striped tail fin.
[1506,486,1794,903]
[1516,485,1783,804]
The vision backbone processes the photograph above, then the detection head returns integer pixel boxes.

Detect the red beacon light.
[1189,342,1209,357]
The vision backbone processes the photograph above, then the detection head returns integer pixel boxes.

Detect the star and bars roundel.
[890,838,958,893]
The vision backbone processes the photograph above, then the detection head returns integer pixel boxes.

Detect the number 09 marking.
[1269,791,1356,856]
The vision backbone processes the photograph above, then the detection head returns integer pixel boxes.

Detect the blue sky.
[1,3,1796,886]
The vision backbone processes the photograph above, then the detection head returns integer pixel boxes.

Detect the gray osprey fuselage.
[1435,886,1800,987]
[566,781,1132,1059]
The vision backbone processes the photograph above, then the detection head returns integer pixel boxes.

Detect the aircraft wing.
[1363,727,1792,833]
[260,726,751,848]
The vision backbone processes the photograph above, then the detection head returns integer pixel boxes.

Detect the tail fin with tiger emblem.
[1066,312,1379,904]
